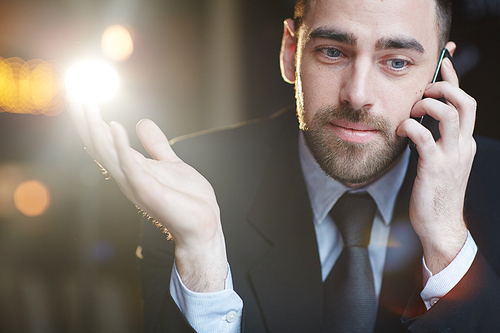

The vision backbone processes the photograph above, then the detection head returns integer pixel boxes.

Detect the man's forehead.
[300,0,439,50]
[305,0,437,16]
[306,0,436,25]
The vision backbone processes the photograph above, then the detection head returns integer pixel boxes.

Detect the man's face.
[286,0,441,186]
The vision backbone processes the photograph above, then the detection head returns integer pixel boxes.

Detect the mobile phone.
[409,48,454,160]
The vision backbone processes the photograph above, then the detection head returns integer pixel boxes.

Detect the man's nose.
[339,60,376,111]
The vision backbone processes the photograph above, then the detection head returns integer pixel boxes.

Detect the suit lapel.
[247,114,323,333]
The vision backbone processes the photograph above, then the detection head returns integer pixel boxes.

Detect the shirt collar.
[298,131,410,226]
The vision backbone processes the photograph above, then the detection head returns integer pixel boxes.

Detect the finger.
[136,119,178,161]
[109,121,145,200]
[397,118,437,160]
[439,57,459,87]
[64,95,93,151]
[111,121,164,210]
[424,82,476,138]
[82,101,119,164]
[411,98,459,151]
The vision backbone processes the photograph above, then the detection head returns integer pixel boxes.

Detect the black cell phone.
[409,48,454,160]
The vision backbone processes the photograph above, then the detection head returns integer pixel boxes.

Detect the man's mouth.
[328,120,379,144]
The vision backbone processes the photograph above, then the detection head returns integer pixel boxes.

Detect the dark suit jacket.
[141,108,500,332]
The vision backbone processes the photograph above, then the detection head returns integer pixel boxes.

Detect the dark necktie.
[321,192,377,333]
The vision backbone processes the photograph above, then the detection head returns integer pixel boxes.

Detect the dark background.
[0,0,498,332]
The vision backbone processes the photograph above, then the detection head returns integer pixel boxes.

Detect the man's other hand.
[64,96,228,292]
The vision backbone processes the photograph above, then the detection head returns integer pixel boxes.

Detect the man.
[66,0,500,332]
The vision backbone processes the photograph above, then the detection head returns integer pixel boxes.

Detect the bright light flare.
[102,25,134,62]
[65,61,119,103]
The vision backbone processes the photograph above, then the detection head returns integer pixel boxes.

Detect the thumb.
[136,119,177,161]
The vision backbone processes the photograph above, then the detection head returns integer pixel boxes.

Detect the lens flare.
[14,180,51,217]
[65,61,119,103]
[0,57,64,116]
[101,25,134,62]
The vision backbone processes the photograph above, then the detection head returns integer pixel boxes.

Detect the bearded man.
[66,0,500,332]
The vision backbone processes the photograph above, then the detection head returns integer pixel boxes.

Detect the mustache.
[313,104,391,135]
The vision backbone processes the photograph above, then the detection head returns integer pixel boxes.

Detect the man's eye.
[387,59,407,69]
[324,48,342,58]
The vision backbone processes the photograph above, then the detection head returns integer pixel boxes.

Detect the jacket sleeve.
[140,218,244,333]
[154,294,197,332]
[403,251,500,332]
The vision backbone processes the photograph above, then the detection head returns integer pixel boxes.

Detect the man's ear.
[280,19,297,84]
[445,41,457,57]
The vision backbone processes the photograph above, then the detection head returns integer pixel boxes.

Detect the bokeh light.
[0,57,64,116]
[101,25,134,62]
[65,61,119,103]
[14,180,51,217]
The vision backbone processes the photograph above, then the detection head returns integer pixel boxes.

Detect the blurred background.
[0,0,498,332]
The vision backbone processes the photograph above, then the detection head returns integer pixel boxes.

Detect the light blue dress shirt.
[169,131,477,333]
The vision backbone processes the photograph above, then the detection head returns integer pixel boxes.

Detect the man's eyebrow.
[375,37,425,54]
[308,27,357,45]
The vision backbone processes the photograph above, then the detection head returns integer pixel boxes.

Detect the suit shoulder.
[170,107,296,163]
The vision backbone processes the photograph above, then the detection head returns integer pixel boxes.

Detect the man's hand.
[65,96,228,292]
[397,43,477,274]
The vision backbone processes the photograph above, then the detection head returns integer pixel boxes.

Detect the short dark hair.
[294,0,452,51]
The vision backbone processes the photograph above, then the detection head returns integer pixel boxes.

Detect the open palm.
[65,97,222,250]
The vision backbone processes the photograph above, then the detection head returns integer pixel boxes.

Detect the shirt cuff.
[420,230,477,310]
[170,262,244,333]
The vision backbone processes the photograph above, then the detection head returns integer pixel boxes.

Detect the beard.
[300,104,408,186]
